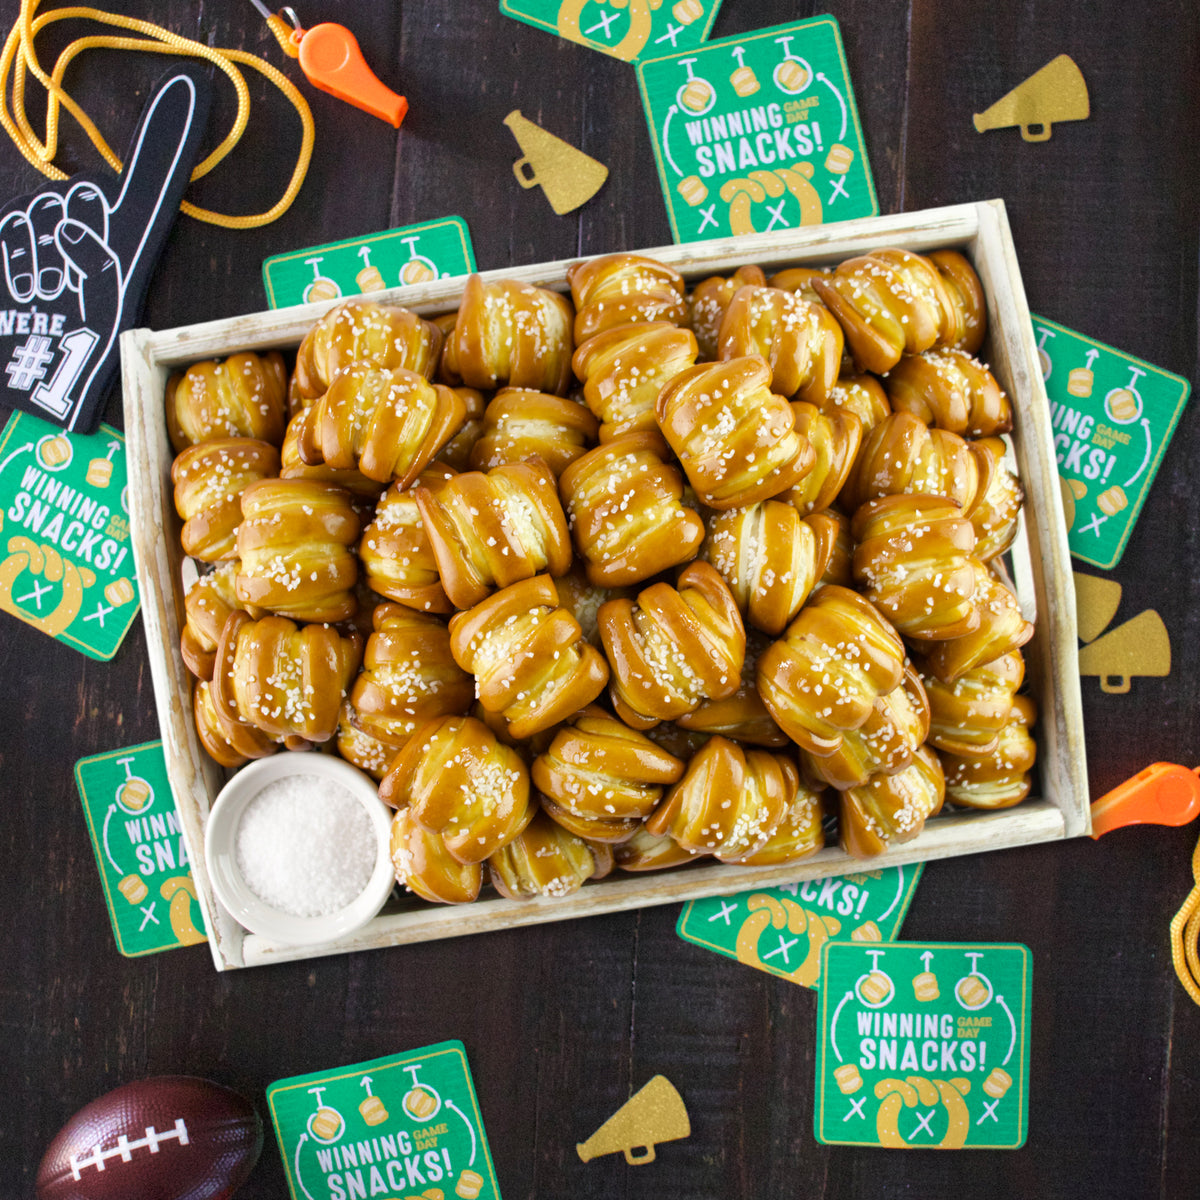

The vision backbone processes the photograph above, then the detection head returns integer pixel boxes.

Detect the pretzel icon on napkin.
[0,68,210,432]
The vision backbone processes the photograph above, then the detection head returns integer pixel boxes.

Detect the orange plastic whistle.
[292,22,408,128]
[1090,762,1200,838]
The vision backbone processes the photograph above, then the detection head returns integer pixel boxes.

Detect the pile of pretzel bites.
[167,248,1036,906]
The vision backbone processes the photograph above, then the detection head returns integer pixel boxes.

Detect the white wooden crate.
[120,199,1087,971]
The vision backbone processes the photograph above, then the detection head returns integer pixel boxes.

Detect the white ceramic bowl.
[204,754,395,946]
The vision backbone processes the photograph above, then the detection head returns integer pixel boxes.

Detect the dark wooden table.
[3,1,1199,1195]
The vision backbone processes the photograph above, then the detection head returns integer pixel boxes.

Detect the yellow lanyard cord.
[1170,832,1200,1006]
[0,0,314,228]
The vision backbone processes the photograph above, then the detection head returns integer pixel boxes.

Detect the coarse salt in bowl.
[205,755,395,946]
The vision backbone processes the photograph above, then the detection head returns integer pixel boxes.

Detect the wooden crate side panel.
[970,202,1090,836]
[241,801,1066,968]
[120,331,244,971]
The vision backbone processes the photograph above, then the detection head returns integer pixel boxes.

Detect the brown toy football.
[36,1075,262,1200]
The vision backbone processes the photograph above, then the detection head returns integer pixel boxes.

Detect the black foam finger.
[107,67,212,274]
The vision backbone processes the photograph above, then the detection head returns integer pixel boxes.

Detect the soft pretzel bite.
[677,630,789,747]
[920,565,1034,682]
[348,605,474,752]
[690,264,766,360]
[211,611,362,750]
[755,584,906,756]
[969,438,1023,561]
[614,825,702,871]
[811,249,955,374]
[181,561,248,680]
[599,561,746,729]
[193,678,276,769]
[379,715,533,863]
[489,811,613,900]
[532,705,685,826]
[390,806,482,904]
[885,348,1012,437]
[921,649,1024,757]
[717,285,844,406]
[702,502,838,636]
[852,494,980,641]
[816,373,890,434]
[172,438,280,563]
[434,387,487,470]
[358,465,456,614]
[336,700,403,781]
[166,351,288,452]
[778,400,862,516]
[559,431,705,587]
[568,253,688,343]
[290,300,442,409]
[450,275,574,395]
[655,357,815,509]
[802,662,931,790]
[841,411,993,516]
[279,410,384,499]
[469,389,598,475]
[537,795,641,844]
[448,576,610,738]
[940,693,1037,809]
[235,478,361,622]
[416,457,572,610]
[296,364,467,487]
[733,782,825,866]
[767,265,831,302]
[572,322,699,440]
[646,736,790,862]
[840,744,945,859]
[928,249,987,355]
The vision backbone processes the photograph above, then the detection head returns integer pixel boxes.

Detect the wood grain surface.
[1,1,1197,1196]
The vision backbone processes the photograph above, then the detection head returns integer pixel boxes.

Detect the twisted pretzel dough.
[166,351,288,452]
[469,388,598,475]
[646,735,792,862]
[717,284,844,406]
[290,300,442,408]
[599,561,746,729]
[656,356,815,509]
[572,321,699,440]
[416,457,572,610]
[840,744,945,858]
[567,252,688,343]
[379,715,533,864]
[448,575,609,738]
[172,437,280,562]
[559,431,705,586]
[296,364,467,487]
[755,584,906,757]
[235,478,361,622]
[448,275,574,395]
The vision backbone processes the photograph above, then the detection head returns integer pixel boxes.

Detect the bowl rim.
[203,754,395,946]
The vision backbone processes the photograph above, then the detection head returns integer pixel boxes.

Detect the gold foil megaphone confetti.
[1073,571,1122,644]
[505,110,609,215]
[1078,609,1171,693]
[576,1075,690,1165]
[974,54,1089,142]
